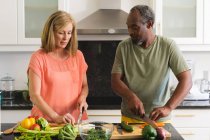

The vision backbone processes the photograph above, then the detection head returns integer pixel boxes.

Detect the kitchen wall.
[0,50,210,90]
[0,52,32,90]
[0,0,209,90]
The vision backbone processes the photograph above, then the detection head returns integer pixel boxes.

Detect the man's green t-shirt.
[111,35,189,121]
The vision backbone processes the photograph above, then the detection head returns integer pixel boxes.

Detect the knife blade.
[140,114,158,129]
[116,124,123,135]
[77,107,85,124]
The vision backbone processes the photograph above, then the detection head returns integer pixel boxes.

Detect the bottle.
[200,71,209,93]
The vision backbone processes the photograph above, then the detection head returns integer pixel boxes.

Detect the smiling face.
[126,9,148,45]
[54,23,73,49]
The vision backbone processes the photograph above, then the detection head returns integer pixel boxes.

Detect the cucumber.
[120,121,134,132]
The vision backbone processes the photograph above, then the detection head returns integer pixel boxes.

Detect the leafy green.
[36,117,49,130]
[86,128,111,140]
[58,124,78,140]
[15,125,60,140]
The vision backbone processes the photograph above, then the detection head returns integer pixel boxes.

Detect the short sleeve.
[78,50,88,74]
[168,41,189,76]
[27,52,43,78]
[111,43,124,74]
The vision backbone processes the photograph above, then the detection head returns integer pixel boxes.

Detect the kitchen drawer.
[176,128,210,140]
[171,109,210,127]
[87,110,121,123]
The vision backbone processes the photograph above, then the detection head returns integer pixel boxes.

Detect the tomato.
[30,124,41,131]
[21,118,32,129]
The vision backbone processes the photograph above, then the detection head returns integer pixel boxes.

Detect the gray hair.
[130,5,155,24]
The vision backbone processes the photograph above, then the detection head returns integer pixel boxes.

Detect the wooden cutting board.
[111,124,171,140]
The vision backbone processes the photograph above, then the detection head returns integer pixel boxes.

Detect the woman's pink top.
[28,49,88,122]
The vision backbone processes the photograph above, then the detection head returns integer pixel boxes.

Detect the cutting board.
[111,124,171,140]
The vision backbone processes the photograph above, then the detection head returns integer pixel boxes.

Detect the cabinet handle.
[175,114,195,117]
[180,132,195,135]
[89,115,120,117]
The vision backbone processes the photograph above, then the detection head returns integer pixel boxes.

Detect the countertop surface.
[1,99,210,110]
[1,90,210,110]
[1,123,183,140]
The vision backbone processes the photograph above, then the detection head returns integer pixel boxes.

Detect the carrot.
[139,122,165,129]
[139,123,147,129]
[155,122,165,127]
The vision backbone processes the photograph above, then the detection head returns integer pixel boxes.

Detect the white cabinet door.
[171,109,210,128]
[155,0,203,44]
[172,109,210,140]
[176,128,210,140]
[204,0,210,44]
[0,0,17,44]
[17,0,67,45]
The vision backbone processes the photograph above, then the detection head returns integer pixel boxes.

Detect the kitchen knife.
[116,124,123,135]
[140,114,158,129]
[77,107,85,124]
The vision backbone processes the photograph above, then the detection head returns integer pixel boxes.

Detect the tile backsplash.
[0,50,210,90]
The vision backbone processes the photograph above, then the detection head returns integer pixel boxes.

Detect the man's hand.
[149,106,172,121]
[126,93,145,117]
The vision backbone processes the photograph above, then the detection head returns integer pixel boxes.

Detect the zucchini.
[120,121,133,132]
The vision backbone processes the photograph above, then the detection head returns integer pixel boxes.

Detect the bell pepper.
[142,125,157,140]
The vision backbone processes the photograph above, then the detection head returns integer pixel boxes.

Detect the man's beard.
[131,38,143,45]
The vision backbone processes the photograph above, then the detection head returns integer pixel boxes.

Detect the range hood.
[77,9,128,35]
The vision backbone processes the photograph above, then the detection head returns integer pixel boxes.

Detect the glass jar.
[0,75,15,100]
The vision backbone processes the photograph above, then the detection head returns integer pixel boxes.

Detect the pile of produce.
[15,116,78,140]
[142,125,166,140]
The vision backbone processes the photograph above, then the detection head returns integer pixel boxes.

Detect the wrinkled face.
[126,9,147,45]
[54,23,73,49]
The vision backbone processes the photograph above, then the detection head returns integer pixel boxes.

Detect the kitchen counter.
[2,99,210,110]
[1,123,184,140]
[1,90,210,110]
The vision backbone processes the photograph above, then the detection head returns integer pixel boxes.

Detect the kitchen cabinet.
[155,0,203,45]
[0,0,17,44]
[171,109,210,140]
[17,0,69,44]
[204,0,210,44]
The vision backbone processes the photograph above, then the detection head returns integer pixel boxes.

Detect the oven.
[78,41,122,109]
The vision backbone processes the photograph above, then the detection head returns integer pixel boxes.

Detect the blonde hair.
[41,10,78,56]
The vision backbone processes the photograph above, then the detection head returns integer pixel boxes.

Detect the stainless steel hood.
[77,9,128,35]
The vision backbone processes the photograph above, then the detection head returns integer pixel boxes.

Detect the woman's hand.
[77,98,88,112]
[52,113,75,124]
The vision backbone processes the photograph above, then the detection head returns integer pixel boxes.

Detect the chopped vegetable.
[86,128,111,140]
[120,121,133,132]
